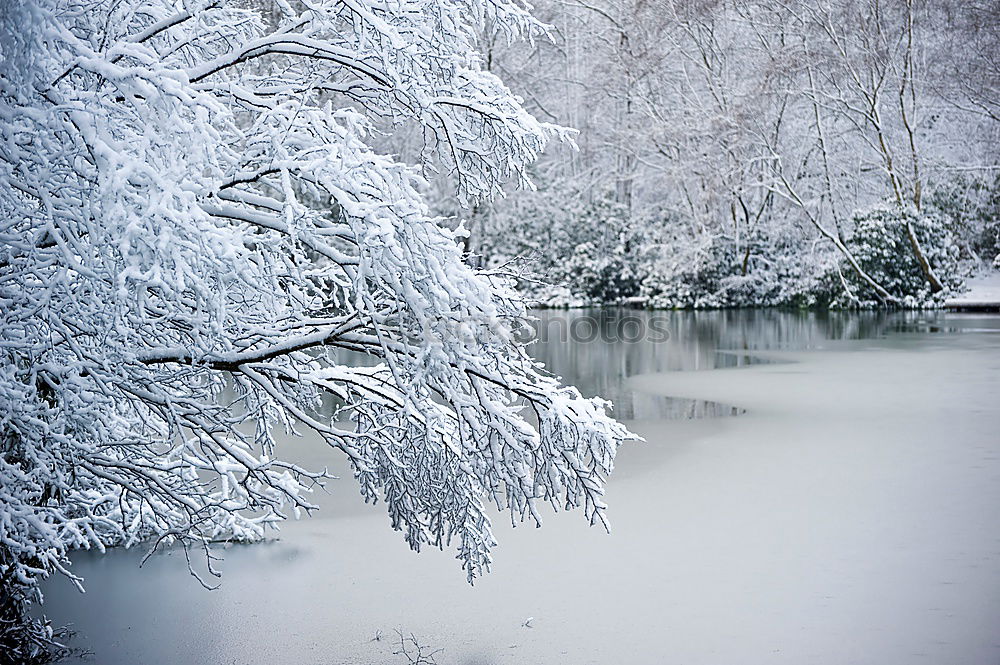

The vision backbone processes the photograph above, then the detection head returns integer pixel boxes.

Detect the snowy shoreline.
[531,270,1000,311]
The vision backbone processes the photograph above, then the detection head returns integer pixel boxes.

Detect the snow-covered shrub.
[925,175,1000,269]
[561,199,644,303]
[835,204,965,306]
[640,224,840,309]
[640,232,735,308]
[476,184,643,305]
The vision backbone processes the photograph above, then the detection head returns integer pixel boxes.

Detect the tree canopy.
[0,0,632,659]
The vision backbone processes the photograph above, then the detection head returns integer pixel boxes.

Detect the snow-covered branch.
[0,0,634,652]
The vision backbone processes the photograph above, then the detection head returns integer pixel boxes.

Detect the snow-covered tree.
[470,0,998,307]
[0,0,633,658]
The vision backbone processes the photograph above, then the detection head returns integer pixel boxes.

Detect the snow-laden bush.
[476,184,644,305]
[639,233,735,308]
[481,195,847,310]
[640,226,840,309]
[926,175,1000,269]
[477,189,975,309]
[833,204,966,307]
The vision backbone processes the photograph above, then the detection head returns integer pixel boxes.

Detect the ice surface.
[40,311,1000,664]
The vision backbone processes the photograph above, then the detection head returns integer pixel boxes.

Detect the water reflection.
[889,311,1000,335]
[526,308,906,420]
[315,308,979,421]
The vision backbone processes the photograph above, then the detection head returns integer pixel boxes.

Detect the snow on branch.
[0,1,633,632]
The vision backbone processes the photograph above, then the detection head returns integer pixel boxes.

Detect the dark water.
[526,308,917,419]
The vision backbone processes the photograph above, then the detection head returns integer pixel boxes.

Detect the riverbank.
[533,270,1000,311]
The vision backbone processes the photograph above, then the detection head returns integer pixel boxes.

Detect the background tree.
[469,0,999,307]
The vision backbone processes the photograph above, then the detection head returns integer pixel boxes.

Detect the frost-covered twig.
[393,630,443,665]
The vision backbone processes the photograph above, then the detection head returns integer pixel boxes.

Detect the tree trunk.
[905,221,945,293]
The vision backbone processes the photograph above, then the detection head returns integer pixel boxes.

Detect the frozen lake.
[41,309,1000,664]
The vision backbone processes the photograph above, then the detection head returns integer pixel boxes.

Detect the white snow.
[946,271,1000,308]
